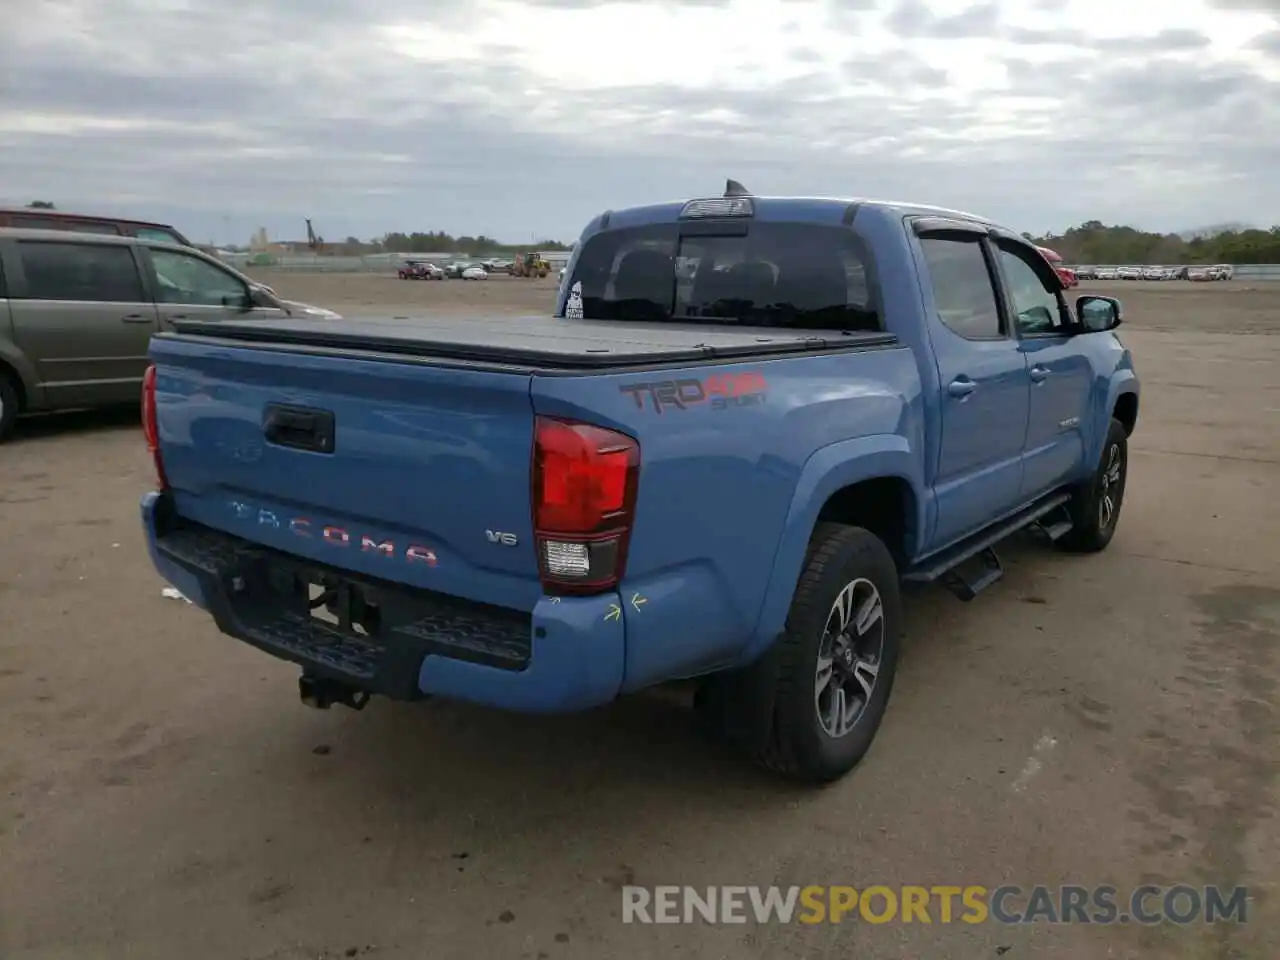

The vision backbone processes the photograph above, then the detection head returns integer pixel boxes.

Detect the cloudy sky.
[4,0,1278,245]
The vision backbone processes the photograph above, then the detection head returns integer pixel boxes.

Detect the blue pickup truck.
[140,183,1139,783]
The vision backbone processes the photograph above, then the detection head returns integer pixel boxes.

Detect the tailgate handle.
[263,404,335,454]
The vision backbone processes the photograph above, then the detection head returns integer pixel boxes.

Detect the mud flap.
[695,635,785,752]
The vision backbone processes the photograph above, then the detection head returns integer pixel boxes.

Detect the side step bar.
[1028,504,1074,543]
[905,492,1072,601]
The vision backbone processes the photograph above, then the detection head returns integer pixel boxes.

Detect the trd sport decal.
[619,372,768,414]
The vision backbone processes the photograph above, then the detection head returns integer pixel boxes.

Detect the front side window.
[919,237,1003,339]
[150,248,247,306]
[996,245,1066,336]
[17,241,144,302]
[566,222,880,331]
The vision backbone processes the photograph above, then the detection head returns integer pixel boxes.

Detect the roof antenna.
[724,178,751,198]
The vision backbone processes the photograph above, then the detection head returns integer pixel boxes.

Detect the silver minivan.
[0,227,340,440]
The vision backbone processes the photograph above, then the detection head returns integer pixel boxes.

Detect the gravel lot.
[1,276,1276,960]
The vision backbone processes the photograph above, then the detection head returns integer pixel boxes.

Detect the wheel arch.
[743,435,924,665]
[1092,373,1139,468]
[1113,390,1138,436]
[0,354,32,412]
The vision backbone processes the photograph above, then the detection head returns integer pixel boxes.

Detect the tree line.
[1028,221,1280,265]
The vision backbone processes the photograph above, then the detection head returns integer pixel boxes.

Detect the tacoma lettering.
[228,500,438,567]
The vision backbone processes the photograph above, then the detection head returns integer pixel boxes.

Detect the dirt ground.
[1,276,1276,960]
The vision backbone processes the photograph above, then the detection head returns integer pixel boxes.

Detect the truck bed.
[167,314,898,371]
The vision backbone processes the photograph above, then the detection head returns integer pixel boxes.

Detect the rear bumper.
[140,491,626,713]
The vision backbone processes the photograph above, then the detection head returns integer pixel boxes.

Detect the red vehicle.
[1035,245,1077,288]
[0,206,193,246]
[398,259,443,280]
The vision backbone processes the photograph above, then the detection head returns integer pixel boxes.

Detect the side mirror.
[1076,295,1121,332]
[247,284,280,309]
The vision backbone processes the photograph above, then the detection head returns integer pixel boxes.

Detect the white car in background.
[1095,267,1118,280]
[1117,266,1142,280]
[461,265,488,280]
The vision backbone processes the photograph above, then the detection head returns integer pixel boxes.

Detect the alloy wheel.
[814,578,886,738]
[1098,442,1124,530]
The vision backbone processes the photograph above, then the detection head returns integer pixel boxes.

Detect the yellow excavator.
[510,251,550,278]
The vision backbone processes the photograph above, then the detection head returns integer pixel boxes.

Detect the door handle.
[1029,366,1049,382]
[948,378,977,398]
[120,314,153,324]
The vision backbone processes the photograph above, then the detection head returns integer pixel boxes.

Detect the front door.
[6,238,157,407]
[916,234,1030,551]
[991,241,1094,499]
[143,246,286,329]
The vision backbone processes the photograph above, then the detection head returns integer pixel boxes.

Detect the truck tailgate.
[150,334,541,611]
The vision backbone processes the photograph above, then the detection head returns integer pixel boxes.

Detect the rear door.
[5,238,158,407]
[142,246,286,328]
[991,240,1093,499]
[916,232,1030,550]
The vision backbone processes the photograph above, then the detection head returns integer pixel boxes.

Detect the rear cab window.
[565,222,881,332]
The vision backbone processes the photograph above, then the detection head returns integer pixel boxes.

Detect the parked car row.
[1074,264,1235,281]
[396,257,516,280]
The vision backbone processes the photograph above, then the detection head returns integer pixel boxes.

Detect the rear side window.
[918,237,1003,339]
[568,222,880,331]
[17,241,145,303]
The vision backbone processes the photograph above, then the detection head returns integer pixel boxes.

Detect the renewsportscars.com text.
[622,884,1249,926]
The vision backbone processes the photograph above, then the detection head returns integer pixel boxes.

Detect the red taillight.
[142,365,168,490]
[532,417,639,595]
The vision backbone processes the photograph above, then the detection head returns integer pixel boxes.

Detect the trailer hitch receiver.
[299,673,371,711]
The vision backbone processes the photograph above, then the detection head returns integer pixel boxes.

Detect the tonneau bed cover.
[166,314,897,371]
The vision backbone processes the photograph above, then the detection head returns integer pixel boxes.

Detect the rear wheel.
[0,374,18,442]
[698,524,902,783]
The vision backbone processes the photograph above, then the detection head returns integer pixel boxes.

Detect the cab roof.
[588,190,1006,235]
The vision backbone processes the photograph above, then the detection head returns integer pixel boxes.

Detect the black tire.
[0,374,18,442]
[1058,417,1128,553]
[698,523,903,783]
